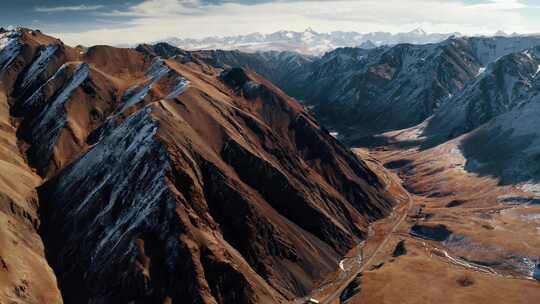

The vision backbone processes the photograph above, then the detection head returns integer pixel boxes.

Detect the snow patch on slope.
[29,63,89,163]
[52,106,176,269]
[166,77,190,99]
[0,31,21,71]
[21,44,58,88]
[477,67,486,76]
[21,63,68,111]
[119,58,170,112]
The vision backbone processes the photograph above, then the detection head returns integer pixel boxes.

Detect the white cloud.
[35,5,105,13]
[51,0,540,46]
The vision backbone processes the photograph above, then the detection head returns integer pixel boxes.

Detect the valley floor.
[302,141,540,304]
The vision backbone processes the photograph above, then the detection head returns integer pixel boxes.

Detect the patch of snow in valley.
[433,247,497,275]
[518,213,540,222]
[513,256,540,279]
[443,234,539,279]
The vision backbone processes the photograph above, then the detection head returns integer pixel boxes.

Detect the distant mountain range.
[159,28,461,55]
[189,33,540,188]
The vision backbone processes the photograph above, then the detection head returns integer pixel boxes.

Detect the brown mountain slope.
[0,29,402,303]
[0,85,63,304]
[0,29,64,304]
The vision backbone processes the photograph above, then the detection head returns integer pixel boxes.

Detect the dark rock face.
[340,273,362,303]
[410,224,453,242]
[136,42,187,59]
[534,265,540,282]
[446,200,466,208]
[392,240,407,257]
[220,67,251,88]
[0,28,401,304]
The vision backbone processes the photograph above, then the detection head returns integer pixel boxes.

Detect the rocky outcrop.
[392,240,407,257]
[0,28,401,304]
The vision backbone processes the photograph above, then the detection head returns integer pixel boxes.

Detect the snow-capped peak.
[155,29,460,56]
[409,28,427,36]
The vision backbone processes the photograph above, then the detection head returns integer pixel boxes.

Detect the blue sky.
[1,0,539,45]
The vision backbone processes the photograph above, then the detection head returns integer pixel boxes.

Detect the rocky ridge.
[0,28,401,304]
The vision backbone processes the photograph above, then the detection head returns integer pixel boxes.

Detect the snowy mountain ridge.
[159,28,460,55]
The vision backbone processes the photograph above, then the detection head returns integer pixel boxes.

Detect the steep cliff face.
[0,28,400,304]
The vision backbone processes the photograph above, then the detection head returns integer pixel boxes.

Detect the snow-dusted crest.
[166,77,190,99]
[119,57,170,112]
[27,63,89,169]
[21,44,59,89]
[0,30,22,72]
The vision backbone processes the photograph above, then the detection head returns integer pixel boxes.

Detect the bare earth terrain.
[330,138,540,304]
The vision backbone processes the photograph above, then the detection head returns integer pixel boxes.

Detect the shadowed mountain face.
[424,47,540,141]
[357,44,540,195]
[385,46,540,186]
[0,29,400,304]
[191,36,540,144]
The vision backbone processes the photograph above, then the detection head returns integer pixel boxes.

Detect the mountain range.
[189,35,540,144]
[0,27,403,304]
[159,28,460,55]
[183,35,540,299]
[2,24,540,304]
